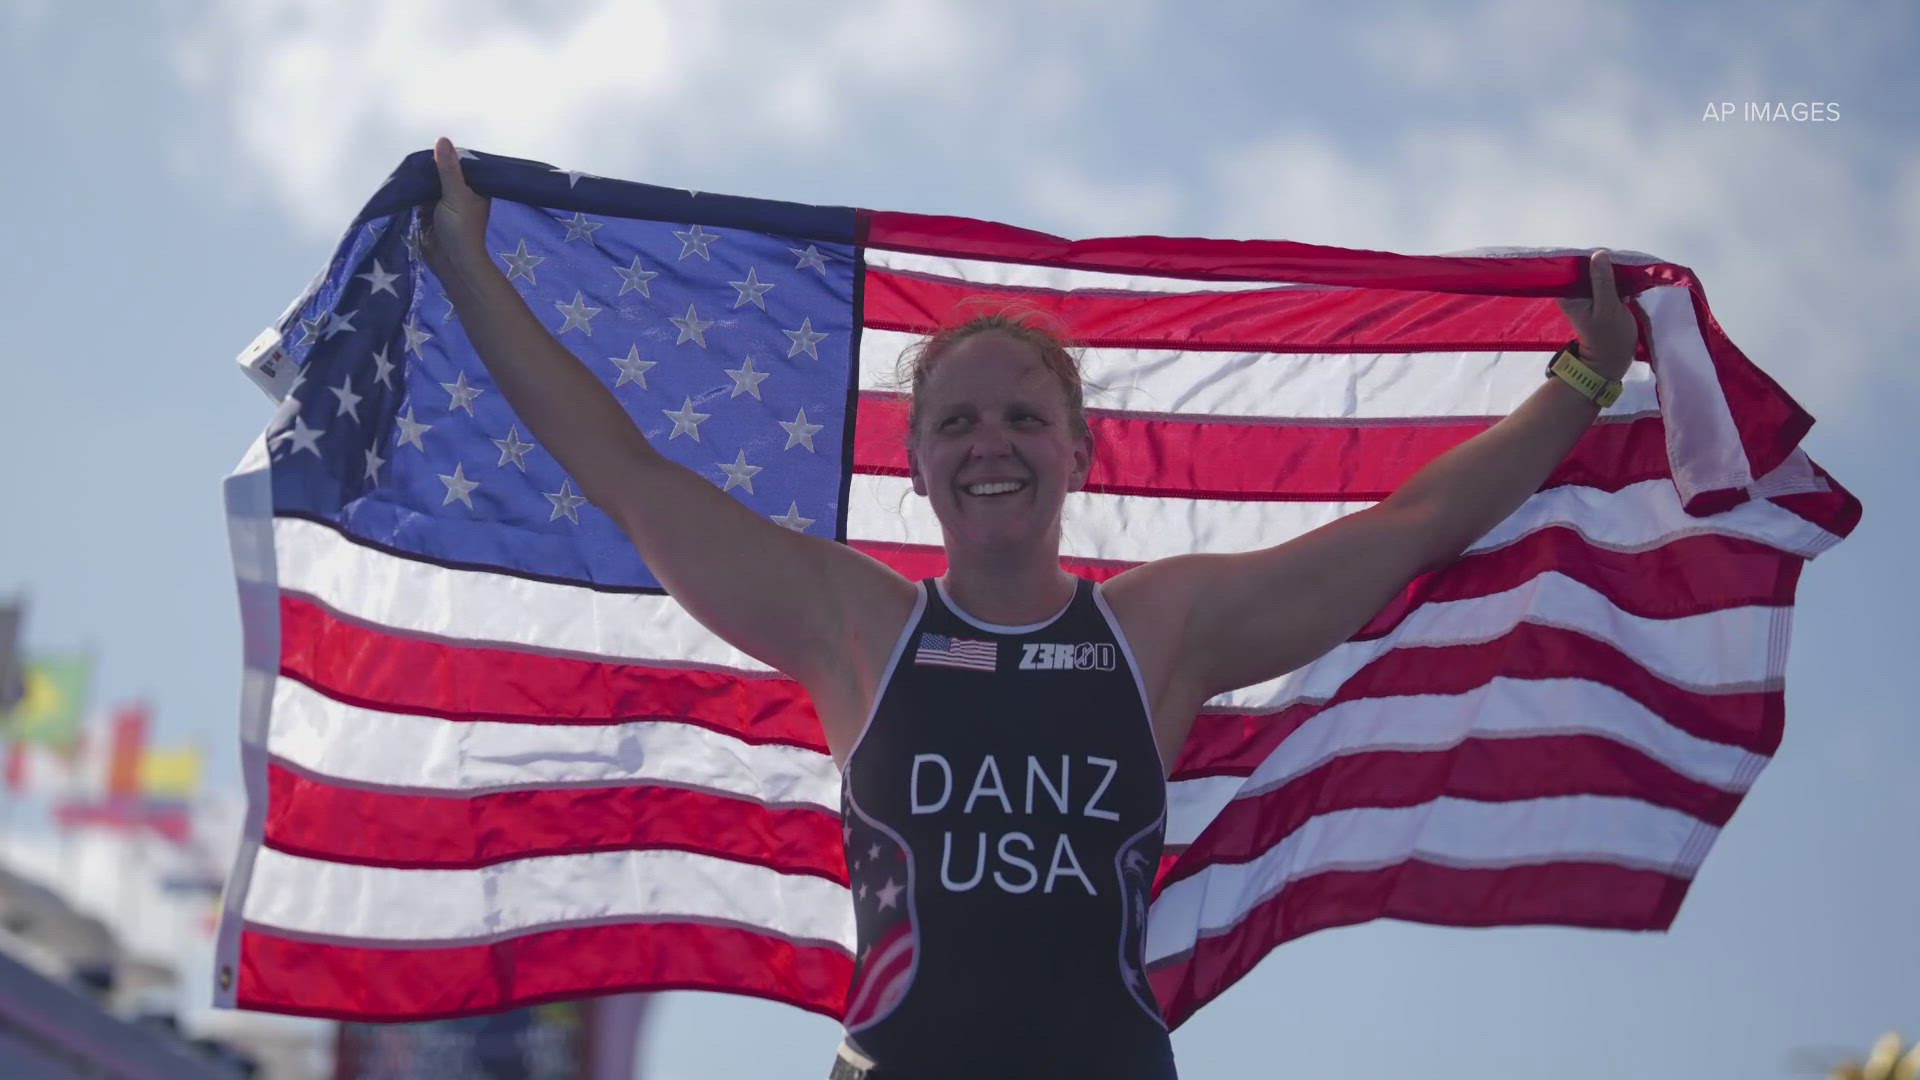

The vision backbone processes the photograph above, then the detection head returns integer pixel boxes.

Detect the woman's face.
[908,331,1091,556]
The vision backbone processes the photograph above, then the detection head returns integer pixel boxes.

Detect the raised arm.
[420,138,911,697]
[1131,250,1640,702]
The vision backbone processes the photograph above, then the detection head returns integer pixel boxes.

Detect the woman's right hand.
[422,136,491,286]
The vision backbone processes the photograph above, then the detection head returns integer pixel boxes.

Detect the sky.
[1,0,1916,1077]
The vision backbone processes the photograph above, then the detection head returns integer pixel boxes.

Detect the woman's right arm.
[421,138,911,691]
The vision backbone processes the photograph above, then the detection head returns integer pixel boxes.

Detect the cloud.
[163,0,1913,419]
[1201,3,1919,418]
[163,0,1151,235]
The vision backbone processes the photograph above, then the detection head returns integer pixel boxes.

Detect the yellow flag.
[139,746,202,798]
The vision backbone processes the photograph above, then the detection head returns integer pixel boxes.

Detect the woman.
[421,137,1638,1079]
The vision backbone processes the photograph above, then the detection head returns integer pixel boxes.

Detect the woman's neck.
[937,557,1078,627]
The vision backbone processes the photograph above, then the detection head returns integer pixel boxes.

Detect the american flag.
[216,148,1859,1025]
[912,632,999,672]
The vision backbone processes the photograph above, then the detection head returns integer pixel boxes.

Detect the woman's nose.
[964,425,1017,459]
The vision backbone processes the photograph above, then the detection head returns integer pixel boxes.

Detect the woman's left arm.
[1130,249,1640,703]
[1381,248,1638,566]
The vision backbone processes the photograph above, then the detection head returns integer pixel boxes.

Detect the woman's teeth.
[965,481,1025,496]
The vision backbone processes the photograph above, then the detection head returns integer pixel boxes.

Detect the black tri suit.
[833,576,1178,1079]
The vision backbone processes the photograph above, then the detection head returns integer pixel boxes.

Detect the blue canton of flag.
[912,633,998,672]
[259,149,860,590]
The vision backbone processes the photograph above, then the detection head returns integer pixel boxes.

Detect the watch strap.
[1546,341,1623,408]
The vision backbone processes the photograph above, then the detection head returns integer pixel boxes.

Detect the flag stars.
[783,318,827,360]
[718,450,762,494]
[545,478,588,523]
[610,345,656,389]
[867,842,881,861]
[670,303,713,347]
[551,166,601,188]
[674,223,718,260]
[790,244,829,273]
[441,371,484,415]
[329,375,363,421]
[662,397,711,441]
[363,445,384,482]
[727,266,775,310]
[779,408,824,451]
[771,502,814,531]
[876,878,902,911]
[295,314,325,347]
[324,309,359,340]
[499,239,546,284]
[438,463,480,508]
[493,425,534,471]
[356,259,401,297]
[554,291,602,335]
[277,415,324,458]
[562,212,604,243]
[371,345,397,389]
[395,406,432,451]
[614,256,659,297]
[403,317,432,357]
[723,357,770,399]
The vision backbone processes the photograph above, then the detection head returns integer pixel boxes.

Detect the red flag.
[105,702,148,800]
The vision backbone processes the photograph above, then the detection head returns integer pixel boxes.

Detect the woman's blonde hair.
[891,301,1096,450]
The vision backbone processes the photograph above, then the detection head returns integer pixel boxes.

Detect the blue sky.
[2,0,1915,1076]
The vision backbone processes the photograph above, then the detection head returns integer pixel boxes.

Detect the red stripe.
[1144,859,1689,1029]
[1358,526,1799,634]
[1175,621,1783,778]
[279,593,827,749]
[859,527,1800,638]
[866,211,1693,298]
[1770,458,1862,542]
[865,266,1581,354]
[856,393,1686,501]
[237,921,851,1023]
[263,762,847,877]
[1160,734,1739,892]
[284,531,1787,755]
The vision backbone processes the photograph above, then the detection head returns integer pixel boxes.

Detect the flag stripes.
[218,150,1857,1027]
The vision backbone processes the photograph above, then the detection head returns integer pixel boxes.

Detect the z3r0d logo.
[1019,642,1116,671]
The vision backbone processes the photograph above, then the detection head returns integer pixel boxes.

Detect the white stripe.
[274,516,776,672]
[868,241,1667,295]
[243,844,855,949]
[1639,285,1751,507]
[1208,568,1788,716]
[282,476,1819,701]
[1161,675,1765,847]
[847,473,1839,565]
[858,329,1659,420]
[864,247,1298,294]
[1143,794,1710,964]
[215,433,280,1009]
[268,676,839,807]
[277,585,1766,822]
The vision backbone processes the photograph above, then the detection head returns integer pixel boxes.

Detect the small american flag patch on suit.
[913,632,998,672]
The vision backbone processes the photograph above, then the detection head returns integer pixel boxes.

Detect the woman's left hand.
[1555,249,1639,379]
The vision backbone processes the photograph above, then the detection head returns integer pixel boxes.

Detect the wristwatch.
[1545,340,1623,408]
